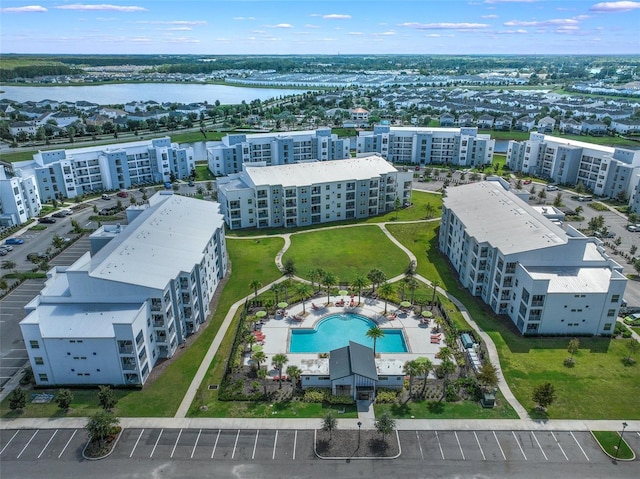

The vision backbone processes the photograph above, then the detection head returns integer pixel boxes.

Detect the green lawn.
[283,225,409,285]
[195,164,216,181]
[592,431,635,460]
[374,390,518,420]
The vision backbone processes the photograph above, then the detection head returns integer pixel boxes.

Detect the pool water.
[289,313,408,353]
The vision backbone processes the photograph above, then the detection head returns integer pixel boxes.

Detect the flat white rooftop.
[526,266,613,293]
[444,180,568,255]
[243,155,397,188]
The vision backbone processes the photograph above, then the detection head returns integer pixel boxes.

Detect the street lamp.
[615,422,628,460]
[357,421,362,444]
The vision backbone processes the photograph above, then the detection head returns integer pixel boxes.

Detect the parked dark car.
[38,217,56,224]
[116,191,128,198]
[52,211,67,218]
[27,252,48,262]
[5,238,24,245]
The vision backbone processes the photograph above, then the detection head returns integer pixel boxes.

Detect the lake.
[0,83,309,106]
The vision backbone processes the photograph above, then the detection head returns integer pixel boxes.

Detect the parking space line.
[211,429,220,459]
[130,429,144,457]
[272,430,278,460]
[531,432,547,461]
[191,429,201,459]
[570,432,589,461]
[454,431,465,460]
[37,430,58,458]
[150,429,163,458]
[416,431,424,460]
[293,430,297,460]
[170,429,182,458]
[17,430,38,459]
[551,431,568,461]
[435,431,445,460]
[58,430,76,458]
[512,431,527,460]
[493,431,506,460]
[252,430,259,460]
[473,432,485,460]
[0,430,19,455]
[231,430,240,459]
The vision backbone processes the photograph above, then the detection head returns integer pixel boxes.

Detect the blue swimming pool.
[289,313,408,353]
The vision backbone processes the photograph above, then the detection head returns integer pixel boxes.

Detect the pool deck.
[247,295,445,377]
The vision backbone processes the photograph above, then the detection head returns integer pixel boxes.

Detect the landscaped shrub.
[303,390,325,403]
[445,384,460,402]
[375,389,398,404]
[324,394,355,405]
[622,330,632,338]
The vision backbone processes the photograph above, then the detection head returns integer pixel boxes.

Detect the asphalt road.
[1,426,638,479]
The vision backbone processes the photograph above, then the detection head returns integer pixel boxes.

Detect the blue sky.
[1,0,639,55]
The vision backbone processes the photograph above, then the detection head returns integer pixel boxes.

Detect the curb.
[313,429,402,460]
[590,430,636,462]
[82,427,123,461]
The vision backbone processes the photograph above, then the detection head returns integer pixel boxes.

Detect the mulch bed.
[315,429,400,459]
[83,427,121,459]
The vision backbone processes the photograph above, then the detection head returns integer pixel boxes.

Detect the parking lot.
[0,427,627,465]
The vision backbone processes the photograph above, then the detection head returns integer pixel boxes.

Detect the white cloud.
[166,37,200,44]
[496,29,528,34]
[589,1,640,12]
[133,20,206,26]
[485,0,539,3]
[1,5,47,13]
[233,16,255,20]
[400,22,489,30]
[268,23,293,29]
[55,4,147,12]
[379,31,396,35]
[305,24,319,28]
[323,14,351,20]
[167,27,192,31]
[348,32,364,35]
[504,18,579,26]
[481,14,499,18]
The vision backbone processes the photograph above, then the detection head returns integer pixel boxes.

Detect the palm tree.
[322,272,337,304]
[350,274,368,304]
[272,353,289,389]
[286,365,301,390]
[252,351,266,370]
[403,359,419,398]
[417,357,433,398]
[249,280,262,305]
[438,357,456,402]
[366,325,385,356]
[270,283,283,309]
[367,268,387,294]
[296,282,313,313]
[430,280,440,306]
[404,277,419,304]
[2,260,17,271]
[377,282,395,314]
[257,368,268,396]
[308,269,320,291]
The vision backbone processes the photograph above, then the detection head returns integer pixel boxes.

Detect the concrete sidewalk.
[1,416,638,433]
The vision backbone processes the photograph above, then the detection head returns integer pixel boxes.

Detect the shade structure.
[277,302,289,309]
[255,310,267,318]
[338,290,349,296]
[252,344,263,352]
[400,301,412,308]
[421,311,433,318]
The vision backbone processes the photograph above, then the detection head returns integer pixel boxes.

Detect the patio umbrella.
[277,302,288,309]
[255,310,267,318]
[421,311,433,318]
[338,289,349,297]
[400,301,412,308]
[252,344,263,352]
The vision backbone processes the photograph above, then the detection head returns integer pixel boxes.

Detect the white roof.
[68,193,224,290]
[444,180,567,254]
[243,155,398,188]
[22,303,144,338]
[526,267,612,293]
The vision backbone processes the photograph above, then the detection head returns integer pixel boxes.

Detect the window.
[34,357,44,365]
[38,373,48,382]
[611,295,620,303]
[603,323,612,331]
[607,309,616,317]
[29,340,40,349]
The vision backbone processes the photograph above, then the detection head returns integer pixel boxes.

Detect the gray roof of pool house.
[329,341,378,381]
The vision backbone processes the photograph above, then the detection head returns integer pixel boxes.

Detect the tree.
[257,368,268,396]
[532,382,556,410]
[272,353,289,389]
[438,357,456,401]
[2,260,17,270]
[350,274,368,304]
[296,282,313,313]
[631,245,638,256]
[321,411,337,440]
[252,350,266,370]
[394,196,402,219]
[403,360,420,397]
[52,234,65,250]
[431,280,440,304]
[366,325,385,356]
[286,365,302,390]
[97,385,117,411]
[270,282,283,307]
[86,409,120,447]
[130,195,137,206]
[625,339,639,365]
[566,337,580,366]
[476,362,499,392]
[8,387,26,411]
[249,280,262,304]
[55,389,74,411]
[412,357,433,398]
[377,281,395,314]
[308,268,321,291]
[283,258,296,278]
[537,188,547,203]
[374,412,396,442]
[553,192,563,207]
[405,277,419,304]
[425,202,436,219]
[367,268,387,293]
[322,271,337,304]
[0,278,8,292]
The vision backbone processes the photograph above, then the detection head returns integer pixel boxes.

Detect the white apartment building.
[439,178,626,336]
[0,165,42,227]
[217,156,413,230]
[12,137,195,203]
[506,132,640,202]
[356,126,495,168]
[20,192,227,386]
[207,128,350,176]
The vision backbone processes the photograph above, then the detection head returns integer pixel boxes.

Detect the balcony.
[118,344,133,354]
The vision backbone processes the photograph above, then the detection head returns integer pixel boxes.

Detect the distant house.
[581,119,607,136]
[9,121,37,136]
[559,119,581,135]
[350,107,370,122]
[74,100,99,111]
[515,116,535,132]
[537,116,556,133]
[494,115,512,131]
[439,113,455,127]
[610,119,640,135]
[458,113,474,127]
[477,114,494,129]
